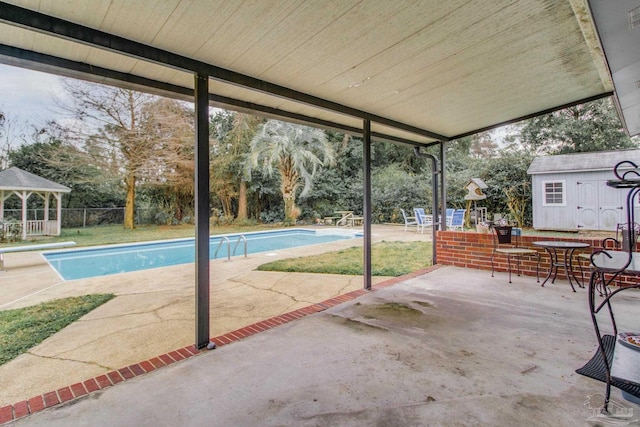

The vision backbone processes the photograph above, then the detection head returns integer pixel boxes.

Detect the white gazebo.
[0,167,71,240]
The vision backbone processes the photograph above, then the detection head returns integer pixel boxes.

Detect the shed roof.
[0,0,625,145]
[0,167,71,192]
[527,149,640,175]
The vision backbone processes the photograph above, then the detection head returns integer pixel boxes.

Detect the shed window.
[543,181,565,206]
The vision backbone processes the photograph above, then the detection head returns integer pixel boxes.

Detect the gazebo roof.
[0,167,71,193]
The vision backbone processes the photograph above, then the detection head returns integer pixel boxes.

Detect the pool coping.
[0,265,440,425]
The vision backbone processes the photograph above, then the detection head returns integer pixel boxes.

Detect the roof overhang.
[588,0,640,137]
[0,0,623,144]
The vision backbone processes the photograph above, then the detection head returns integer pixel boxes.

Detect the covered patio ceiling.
[0,0,630,144]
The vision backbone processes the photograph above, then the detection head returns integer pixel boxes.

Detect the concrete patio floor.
[7,265,640,426]
[2,225,640,426]
[0,225,426,409]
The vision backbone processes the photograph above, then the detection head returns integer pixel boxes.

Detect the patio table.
[532,241,590,292]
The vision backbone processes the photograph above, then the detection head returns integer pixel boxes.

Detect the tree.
[442,137,536,225]
[0,110,29,171]
[468,132,498,158]
[519,98,638,154]
[298,131,358,221]
[248,120,335,224]
[139,98,196,223]
[8,135,123,208]
[210,111,262,220]
[370,163,430,223]
[58,81,193,228]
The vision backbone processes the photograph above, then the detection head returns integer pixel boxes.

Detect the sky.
[0,63,66,128]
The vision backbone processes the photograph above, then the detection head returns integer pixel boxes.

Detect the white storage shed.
[527,149,640,231]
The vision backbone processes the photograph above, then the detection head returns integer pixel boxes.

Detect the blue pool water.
[43,229,359,280]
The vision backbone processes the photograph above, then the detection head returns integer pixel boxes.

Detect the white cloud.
[0,63,65,126]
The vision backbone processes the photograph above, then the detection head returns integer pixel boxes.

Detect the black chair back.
[494,226,513,245]
[618,223,640,252]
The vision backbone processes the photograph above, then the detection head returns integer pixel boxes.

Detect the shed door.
[577,181,623,231]
[577,181,598,229]
[599,181,624,230]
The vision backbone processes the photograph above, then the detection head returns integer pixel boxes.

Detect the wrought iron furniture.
[532,240,590,292]
[577,160,640,410]
[577,222,640,288]
[611,222,640,252]
[490,225,540,283]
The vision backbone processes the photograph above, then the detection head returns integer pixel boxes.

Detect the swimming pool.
[43,229,360,280]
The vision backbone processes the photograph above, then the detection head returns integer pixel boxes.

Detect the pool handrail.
[214,236,231,261]
[233,235,247,258]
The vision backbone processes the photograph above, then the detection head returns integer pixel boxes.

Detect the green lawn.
[0,294,115,366]
[256,241,432,276]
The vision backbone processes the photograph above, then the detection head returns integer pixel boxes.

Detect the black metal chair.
[491,225,540,283]
[578,222,640,290]
[610,222,640,252]
[576,160,640,410]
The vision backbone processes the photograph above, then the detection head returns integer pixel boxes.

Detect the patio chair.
[400,209,417,232]
[414,208,433,234]
[491,225,540,283]
[577,222,640,290]
[612,222,640,252]
[448,209,465,231]
[445,208,455,227]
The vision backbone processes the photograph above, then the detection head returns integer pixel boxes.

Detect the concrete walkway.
[0,225,427,408]
[6,265,640,426]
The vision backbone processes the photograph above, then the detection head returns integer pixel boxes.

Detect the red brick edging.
[0,265,440,425]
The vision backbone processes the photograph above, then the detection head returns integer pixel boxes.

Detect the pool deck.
[5,227,640,427]
[6,250,640,426]
[0,225,427,410]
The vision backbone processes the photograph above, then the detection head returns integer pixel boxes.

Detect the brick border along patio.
[0,266,440,425]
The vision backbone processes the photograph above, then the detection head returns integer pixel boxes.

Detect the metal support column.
[194,73,212,349]
[363,119,372,290]
[413,146,439,265]
[439,142,446,231]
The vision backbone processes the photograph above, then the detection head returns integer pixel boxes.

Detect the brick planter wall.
[435,230,639,286]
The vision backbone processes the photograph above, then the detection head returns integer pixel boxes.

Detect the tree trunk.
[222,196,232,219]
[237,180,248,220]
[280,157,299,225]
[283,194,296,225]
[124,174,136,229]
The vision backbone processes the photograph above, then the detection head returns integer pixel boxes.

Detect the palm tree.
[248,120,335,225]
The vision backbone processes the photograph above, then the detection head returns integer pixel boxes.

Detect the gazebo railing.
[24,220,58,236]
